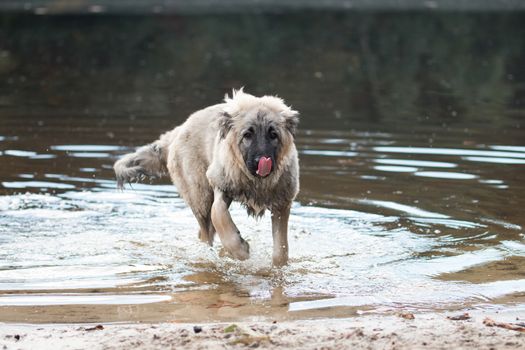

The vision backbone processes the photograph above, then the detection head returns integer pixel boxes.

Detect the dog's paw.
[228,238,250,261]
[272,251,288,267]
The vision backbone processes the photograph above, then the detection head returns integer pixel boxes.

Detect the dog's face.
[237,109,281,177]
[219,92,299,178]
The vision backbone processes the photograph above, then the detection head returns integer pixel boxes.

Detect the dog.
[114,89,299,266]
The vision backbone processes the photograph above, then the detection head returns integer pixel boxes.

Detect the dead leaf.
[207,300,243,309]
[447,313,471,321]
[398,313,415,320]
[483,317,525,332]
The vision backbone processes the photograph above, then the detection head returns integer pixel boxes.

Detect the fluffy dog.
[114,89,299,266]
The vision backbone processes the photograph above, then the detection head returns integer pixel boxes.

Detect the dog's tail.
[114,130,175,189]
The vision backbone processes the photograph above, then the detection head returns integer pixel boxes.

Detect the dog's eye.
[268,128,278,140]
[243,129,254,139]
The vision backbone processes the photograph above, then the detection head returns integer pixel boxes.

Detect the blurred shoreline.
[1,0,525,15]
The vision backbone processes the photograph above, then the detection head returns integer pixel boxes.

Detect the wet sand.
[2,310,524,350]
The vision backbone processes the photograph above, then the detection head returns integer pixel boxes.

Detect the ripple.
[479,179,504,184]
[374,165,418,172]
[414,171,478,180]
[317,138,351,145]
[374,158,457,168]
[463,156,525,164]
[357,199,449,218]
[411,217,485,229]
[3,150,56,159]
[44,173,113,184]
[30,154,57,159]
[374,146,525,159]
[4,150,37,157]
[300,150,357,157]
[1,181,75,189]
[489,145,525,152]
[51,145,124,151]
[68,152,112,158]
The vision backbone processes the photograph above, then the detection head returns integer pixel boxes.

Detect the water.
[0,12,524,323]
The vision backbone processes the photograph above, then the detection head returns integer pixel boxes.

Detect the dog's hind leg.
[193,196,216,246]
[171,180,216,246]
[179,172,216,246]
[166,144,218,247]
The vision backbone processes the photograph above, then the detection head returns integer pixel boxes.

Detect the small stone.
[193,326,202,334]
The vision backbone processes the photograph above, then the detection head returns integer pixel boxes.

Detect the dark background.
[1,10,524,134]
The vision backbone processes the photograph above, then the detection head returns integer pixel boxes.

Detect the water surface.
[0,12,524,323]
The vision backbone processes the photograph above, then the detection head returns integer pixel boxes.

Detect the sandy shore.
[1,310,524,350]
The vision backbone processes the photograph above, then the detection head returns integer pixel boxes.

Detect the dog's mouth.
[256,156,272,177]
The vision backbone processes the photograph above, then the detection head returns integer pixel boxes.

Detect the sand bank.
[2,309,524,349]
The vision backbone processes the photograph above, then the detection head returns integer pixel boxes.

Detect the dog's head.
[219,89,299,178]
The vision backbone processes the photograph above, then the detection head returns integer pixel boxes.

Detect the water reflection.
[1,12,524,130]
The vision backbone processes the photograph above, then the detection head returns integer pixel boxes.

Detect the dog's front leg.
[211,189,250,260]
[271,204,291,267]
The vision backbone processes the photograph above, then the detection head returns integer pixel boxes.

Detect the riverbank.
[3,0,525,15]
[2,309,524,349]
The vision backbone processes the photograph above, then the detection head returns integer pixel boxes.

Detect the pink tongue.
[257,157,272,177]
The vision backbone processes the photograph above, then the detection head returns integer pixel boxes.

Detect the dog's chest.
[243,197,267,217]
[227,183,277,217]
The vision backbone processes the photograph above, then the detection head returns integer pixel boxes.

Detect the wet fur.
[114,89,299,265]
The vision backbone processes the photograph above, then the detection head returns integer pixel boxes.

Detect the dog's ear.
[282,109,299,137]
[218,111,233,139]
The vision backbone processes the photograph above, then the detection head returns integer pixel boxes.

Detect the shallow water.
[1,12,525,323]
